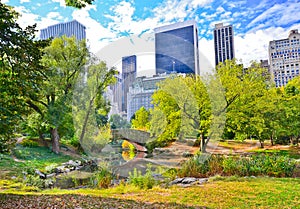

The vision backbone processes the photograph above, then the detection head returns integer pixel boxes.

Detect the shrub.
[178,154,297,178]
[178,153,211,178]
[20,139,39,147]
[128,165,156,189]
[90,167,113,188]
[24,174,44,189]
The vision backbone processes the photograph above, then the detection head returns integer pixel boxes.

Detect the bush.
[20,139,39,147]
[178,154,297,178]
[24,174,44,189]
[128,165,156,189]
[90,167,113,188]
[178,153,211,178]
[0,135,16,153]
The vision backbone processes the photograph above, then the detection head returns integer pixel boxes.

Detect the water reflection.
[99,140,138,166]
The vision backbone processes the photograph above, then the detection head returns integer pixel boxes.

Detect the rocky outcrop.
[169,177,208,187]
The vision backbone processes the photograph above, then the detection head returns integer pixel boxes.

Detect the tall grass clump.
[128,165,156,189]
[178,154,296,178]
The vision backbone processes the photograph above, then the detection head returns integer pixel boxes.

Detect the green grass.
[250,148,300,159]
[0,145,77,178]
[0,177,299,208]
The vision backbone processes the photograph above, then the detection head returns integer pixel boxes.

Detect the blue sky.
[3,0,300,70]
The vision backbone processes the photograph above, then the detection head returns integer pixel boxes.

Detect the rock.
[170,178,184,185]
[35,169,46,179]
[198,178,208,184]
[152,173,165,181]
[55,166,66,174]
[182,177,197,184]
[182,152,193,158]
[46,173,56,178]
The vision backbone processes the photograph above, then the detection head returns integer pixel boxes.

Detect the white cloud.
[216,6,225,13]
[46,12,63,20]
[2,0,9,3]
[199,38,215,74]
[51,0,66,7]
[153,0,212,22]
[247,2,300,30]
[14,6,39,29]
[234,24,300,67]
[20,0,30,3]
[72,4,117,53]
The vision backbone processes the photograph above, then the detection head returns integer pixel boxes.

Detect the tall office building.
[214,23,235,66]
[40,20,86,41]
[154,20,200,75]
[269,29,300,87]
[122,55,137,113]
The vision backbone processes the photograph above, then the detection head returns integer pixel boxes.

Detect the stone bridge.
[111,129,154,152]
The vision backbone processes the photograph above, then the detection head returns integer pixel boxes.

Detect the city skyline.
[4,0,300,69]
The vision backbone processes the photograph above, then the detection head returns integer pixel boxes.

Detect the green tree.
[109,114,131,129]
[73,60,118,153]
[131,106,150,131]
[25,35,89,153]
[0,2,48,152]
[281,76,300,145]
[65,0,94,8]
[217,60,272,147]
[150,75,223,152]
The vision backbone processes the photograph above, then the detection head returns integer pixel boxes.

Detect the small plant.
[24,174,44,189]
[128,165,156,189]
[178,153,211,178]
[90,166,113,188]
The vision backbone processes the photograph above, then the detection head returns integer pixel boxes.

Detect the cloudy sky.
[4,0,300,73]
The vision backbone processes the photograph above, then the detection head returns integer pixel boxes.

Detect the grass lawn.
[0,145,77,179]
[0,177,299,208]
[1,141,299,208]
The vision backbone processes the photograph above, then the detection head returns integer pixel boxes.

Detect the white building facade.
[269,29,300,87]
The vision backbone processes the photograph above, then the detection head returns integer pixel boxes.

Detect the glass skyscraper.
[154,20,200,75]
[122,55,137,113]
[214,23,235,66]
[40,20,86,41]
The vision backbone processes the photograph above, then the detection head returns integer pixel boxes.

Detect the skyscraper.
[122,55,137,113]
[214,23,235,66]
[40,20,86,41]
[269,29,300,87]
[154,20,200,75]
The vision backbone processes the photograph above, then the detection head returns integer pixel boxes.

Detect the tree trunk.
[290,136,294,145]
[200,133,207,153]
[38,131,48,147]
[79,99,93,143]
[50,127,60,154]
[270,134,274,146]
[260,139,264,148]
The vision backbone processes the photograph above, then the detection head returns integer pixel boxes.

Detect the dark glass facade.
[155,23,199,74]
[122,55,137,112]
